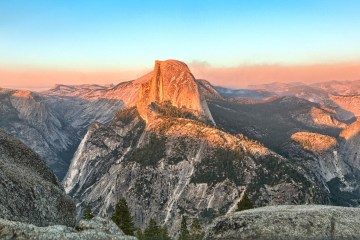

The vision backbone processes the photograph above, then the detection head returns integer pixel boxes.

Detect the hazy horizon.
[1,0,360,90]
[2,61,360,91]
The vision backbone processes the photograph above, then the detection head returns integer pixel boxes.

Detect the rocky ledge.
[0,129,76,226]
[0,217,137,240]
[204,205,360,240]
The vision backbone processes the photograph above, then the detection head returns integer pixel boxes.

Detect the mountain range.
[1,59,360,237]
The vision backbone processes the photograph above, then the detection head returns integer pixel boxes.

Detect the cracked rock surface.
[204,205,360,240]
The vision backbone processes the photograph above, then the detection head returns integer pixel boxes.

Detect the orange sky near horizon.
[0,68,150,91]
[1,62,360,91]
[190,62,360,88]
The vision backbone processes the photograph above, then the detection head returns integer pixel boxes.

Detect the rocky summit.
[0,128,76,227]
[0,217,136,240]
[204,205,360,240]
[137,60,214,124]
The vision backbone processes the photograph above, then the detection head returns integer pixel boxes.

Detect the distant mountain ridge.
[247,80,360,121]
[2,62,360,183]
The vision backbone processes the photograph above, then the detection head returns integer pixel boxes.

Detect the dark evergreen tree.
[82,206,94,220]
[141,218,171,240]
[189,218,205,240]
[178,216,190,240]
[112,197,135,236]
[158,225,172,240]
[236,193,254,211]
[135,228,145,240]
[144,218,160,240]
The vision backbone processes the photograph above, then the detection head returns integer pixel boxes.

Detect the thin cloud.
[189,62,360,88]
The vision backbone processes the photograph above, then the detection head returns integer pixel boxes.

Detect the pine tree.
[179,216,190,240]
[189,218,205,240]
[236,193,254,211]
[112,197,135,236]
[135,229,145,240]
[144,218,160,240]
[158,225,172,240]
[83,206,94,220]
[190,218,201,232]
[142,218,171,240]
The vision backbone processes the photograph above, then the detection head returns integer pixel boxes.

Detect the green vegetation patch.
[191,147,245,186]
[327,177,360,206]
[167,137,189,165]
[127,133,166,167]
[151,101,199,120]
[113,107,140,125]
[248,154,311,201]
[199,208,217,223]
[236,193,254,211]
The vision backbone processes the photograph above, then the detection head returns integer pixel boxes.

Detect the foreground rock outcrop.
[0,129,76,226]
[205,205,360,240]
[0,217,136,240]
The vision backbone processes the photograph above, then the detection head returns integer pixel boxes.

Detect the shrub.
[178,216,190,240]
[189,218,205,240]
[236,193,254,211]
[128,133,166,167]
[191,148,245,185]
[82,206,94,220]
[138,218,171,240]
[112,198,135,236]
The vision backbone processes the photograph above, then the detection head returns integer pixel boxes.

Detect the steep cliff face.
[289,132,352,183]
[196,79,224,100]
[102,72,152,107]
[0,88,80,178]
[339,121,360,170]
[0,129,76,227]
[137,60,214,123]
[64,108,328,236]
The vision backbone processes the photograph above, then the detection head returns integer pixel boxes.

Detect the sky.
[1,0,360,90]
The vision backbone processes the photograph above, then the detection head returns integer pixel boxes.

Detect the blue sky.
[1,0,360,70]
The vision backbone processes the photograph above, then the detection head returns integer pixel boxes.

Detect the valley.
[2,60,360,239]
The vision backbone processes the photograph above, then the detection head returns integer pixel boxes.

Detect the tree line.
[82,193,254,239]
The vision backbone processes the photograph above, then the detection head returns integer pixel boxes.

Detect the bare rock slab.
[205,205,360,240]
[0,217,137,240]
